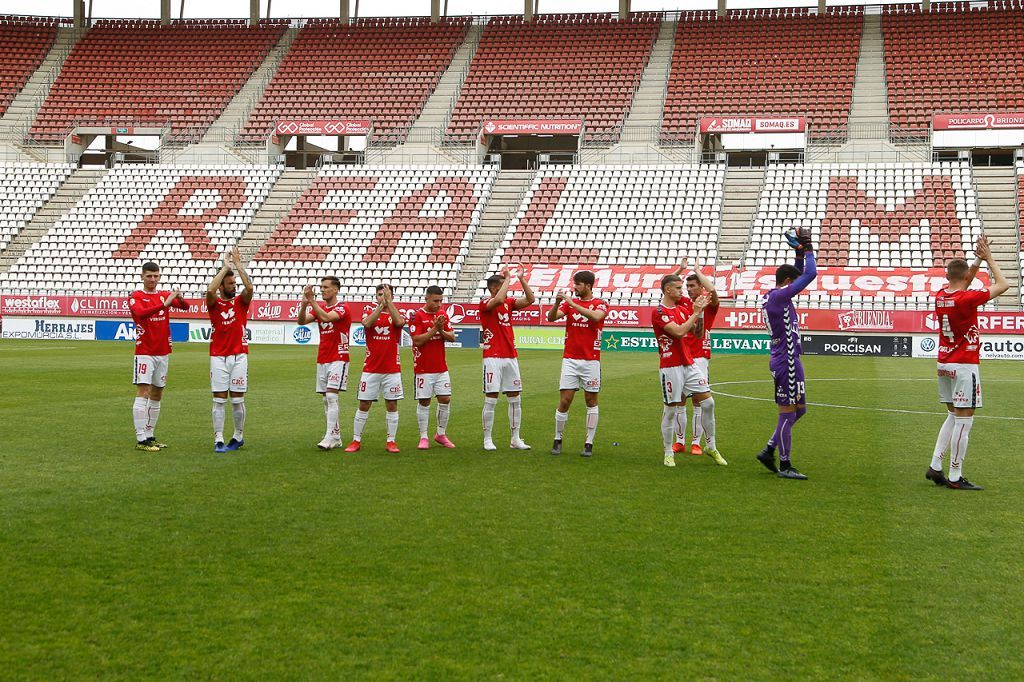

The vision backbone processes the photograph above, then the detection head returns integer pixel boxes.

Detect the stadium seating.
[445,13,660,144]
[741,161,981,309]
[0,165,282,294]
[239,18,470,146]
[28,20,287,145]
[0,163,73,251]
[0,16,64,117]
[882,5,1024,130]
[481,164,725,304]
[661,9,862,140]
[247,166,498,299]
[1017,161,1024,307]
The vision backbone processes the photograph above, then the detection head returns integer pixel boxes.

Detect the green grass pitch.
[1,340,1023,679]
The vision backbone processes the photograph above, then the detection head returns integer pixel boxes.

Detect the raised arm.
[547,291,569,322]
[513,271,536,310]
[484,267,512,311]
[976,236,1009,299]
[231,246,254,304]
[690,260,719,308]
[207,251,232,307]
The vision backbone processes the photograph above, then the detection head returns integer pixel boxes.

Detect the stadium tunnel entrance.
[65,125,166,167]
[699,115,807,166]
[477,119,583,169]
[268,119,372,168]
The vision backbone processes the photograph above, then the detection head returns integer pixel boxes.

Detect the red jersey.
[363,311,403,374]
[935,287,990,364]
[652,303,694,368]
[480,298,517,359]
[409,307,451,374]
[208,296,250,356]
[316,301,351,363]
[129,289,186,356]
[682,300,719,361]
[560,298,607,361]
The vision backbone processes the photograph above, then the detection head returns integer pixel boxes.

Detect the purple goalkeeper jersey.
[763,252,817,367]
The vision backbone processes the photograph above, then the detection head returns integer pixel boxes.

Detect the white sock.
[385,411,399,442]
[145,399,161,439]
[661,406,675,452]
[436,402,450,435]
[699,398,716,450]
[230,397,246,440]
[692,404,703,444]
[133,397,148,441]
[212,397,227,442]
[931,412,956,470]
[352,409,369,442]
[585,406,599,445]
[948,416,974,482]
[417,403,430,439]
[554,409,569,440]
[482,397,497,441]
[324,393,340,441]
[674,406,686,447]
[508,396,523,441]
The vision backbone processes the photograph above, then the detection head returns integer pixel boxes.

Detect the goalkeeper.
[755,228,817,480]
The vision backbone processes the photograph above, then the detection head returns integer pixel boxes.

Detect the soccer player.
[346,283,405,453]
[129,261,187,451]
[927,235,1008,490]
[480,266,535,451]
[755,229,817,479]
[298,276,352,450]
[545,270,607,457]
[671,260,723,461]
[653,275,713,467]
[207,247,253,453]
[409,285,457,450]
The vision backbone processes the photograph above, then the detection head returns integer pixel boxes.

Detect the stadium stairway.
[0,168,104,272]
[594,18,677,164]
[374,23,484,164]
[972,166,1021,307]
[191,26,299,156]
[718,167,765,266]
[454,168,534,299]
[846,14,888,138]
[236,168,318,262]
[0,26,84,161]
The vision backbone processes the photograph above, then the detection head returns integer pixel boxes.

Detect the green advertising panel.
[602,331,770,355]
[513,327,566,350]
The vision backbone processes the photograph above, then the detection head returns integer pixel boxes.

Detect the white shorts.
[358,372,404,402]
[660,364,708,405]
[559,358,601,392]
[316,361,350,393]
[211,354,248,393]
[415,371,452,400]
[686,357,710,396]
[937,362,982,409]
[133,354,169,388]
[483,357,522,394]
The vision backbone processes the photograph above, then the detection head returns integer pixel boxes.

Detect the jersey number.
[360,381,367,392]
[939,314,955,342]
[417,378,425,389]
[486,372,494,383]
[138,363,148,374]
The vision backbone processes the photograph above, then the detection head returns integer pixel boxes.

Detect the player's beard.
[222,289,236,299]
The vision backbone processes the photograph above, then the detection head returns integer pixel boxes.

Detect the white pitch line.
[711,379,1024,421]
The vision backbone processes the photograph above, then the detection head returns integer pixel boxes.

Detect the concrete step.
[236,169,318,261]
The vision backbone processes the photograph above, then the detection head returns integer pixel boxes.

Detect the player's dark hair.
[946,258,969,281]
[776,264,800,286]
[573,270,596,287]
[222,269,235,279]
[685,273,699,284]
[660,274,682,292]
[321,276,340,288]
[141,261,160,273]
[426,285,444,296]
[486,275,504,288]
[376,283,394,294]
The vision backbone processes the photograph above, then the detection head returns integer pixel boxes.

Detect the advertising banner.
[513,327,566,350]
[700,116,806,133]
[481,119,584,135]
[1,318,95,340]
[95,320,189,343]
[446,327,480,349]
[800,334,913,357]
[187,322,284,345]
[932,113,1024,131]
[602,330,659,352]
[275,119,371,136]
[711,332,771,355]
[912,334,1024,360]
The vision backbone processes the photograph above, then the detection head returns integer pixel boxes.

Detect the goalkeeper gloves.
[785,228,814,254]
